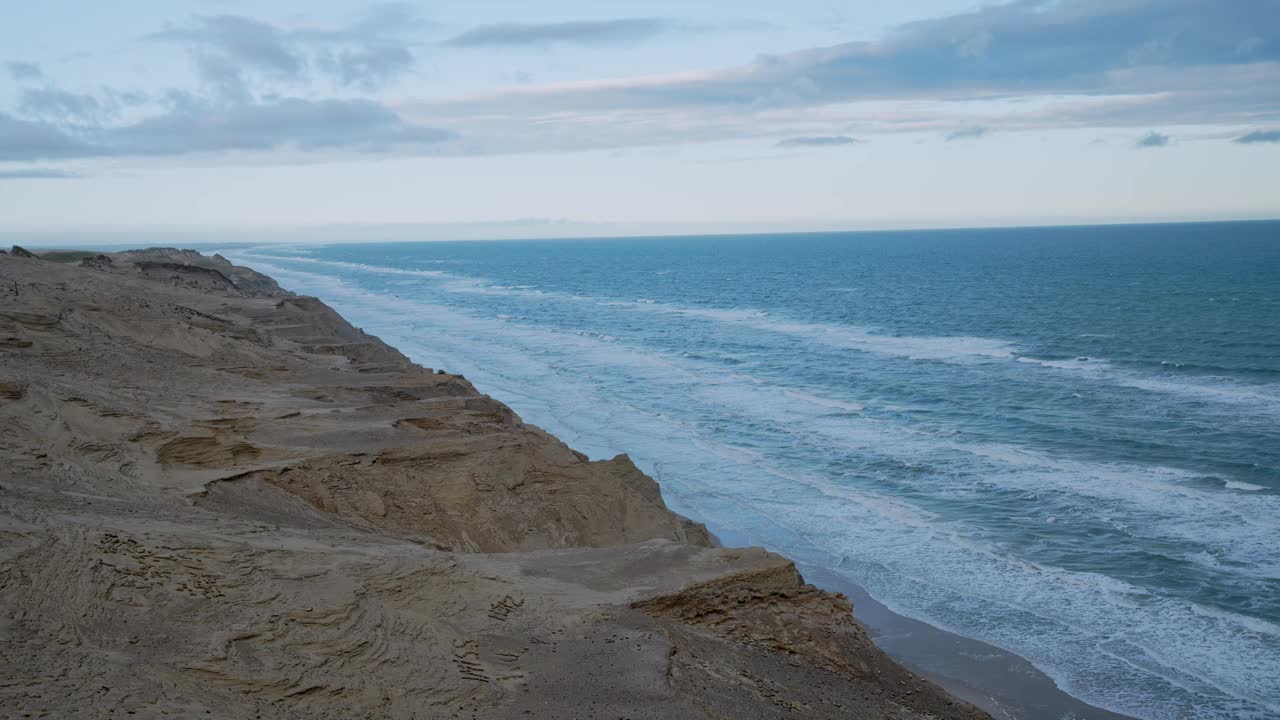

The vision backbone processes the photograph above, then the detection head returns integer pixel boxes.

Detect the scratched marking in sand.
[487,594,524,622]
[452,639,489,682]
[493,648,527,682]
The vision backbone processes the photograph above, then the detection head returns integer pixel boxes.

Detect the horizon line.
[4,215,1279,250]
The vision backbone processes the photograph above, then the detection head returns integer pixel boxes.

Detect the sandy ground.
[0,248,989,719]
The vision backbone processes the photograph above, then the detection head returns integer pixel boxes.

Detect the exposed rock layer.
[0,249,987,719]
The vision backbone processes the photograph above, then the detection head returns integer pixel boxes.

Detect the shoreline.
[805,565,1135,720]
[224,248,1140,720]
[1,247,991,720]
[709,528,1135,720]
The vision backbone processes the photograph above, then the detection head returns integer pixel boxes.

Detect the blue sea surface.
[228,221,1280,719]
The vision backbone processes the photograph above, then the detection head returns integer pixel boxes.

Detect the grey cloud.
[776,136,861,147]
[152,15,305,79]
[318,45,414,90]
[191,52,254,103]
[429,1,1280,115]
[0,168,81,179]
[1234,129,1280,144]
[1136,131,1171,148]
[865,0,1279,93]
[444,19,671,48]
[945,127,988,142]
[105,98,453,156]
[106,89,151,107]
[384,0,1280,156]
[6,61,42,82]
[300,2,429,43]
[9,0,1279,163]
[16,87,153,126]
[1,8,444,164]
[1,96,452,162]
[151,5,424,93]
[19,88,113,124]
[0,113,104,161]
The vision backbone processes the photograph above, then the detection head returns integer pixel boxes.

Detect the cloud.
[0,4,448,164]
[19,89,114,125]
[317,45,414,91]
[945,127,988,142]
[0,113,103,162]
[106,97,453,156]
[6,61,42,82]
[297,2,428,43]
[6,0,1280,164]
[776,136,861,148]
[444,19,672,48]
[108,89,152,108]
[0,168,81,180]
[153,15,305,80]
[382,0,1280,156]
[1234,129,1280,144]
[149,4,425,93]
[0,97,453,162]
[423,1,1280,114]
[1136,131,1171,148]
[16,87,154,127]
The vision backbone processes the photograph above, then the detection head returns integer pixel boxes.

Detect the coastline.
[1,248,989,719]
[223,247,1138,720]
[217,245,1151,720]
[708,526,1135,720]
[806,565,1135,720]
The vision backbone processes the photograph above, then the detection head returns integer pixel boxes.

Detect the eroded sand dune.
[0,248,987,719]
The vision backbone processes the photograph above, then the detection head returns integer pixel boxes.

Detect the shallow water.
[227,220,1280,719]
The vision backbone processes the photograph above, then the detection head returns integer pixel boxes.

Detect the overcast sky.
[2,0,1279,241]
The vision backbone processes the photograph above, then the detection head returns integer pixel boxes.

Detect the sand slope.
[0,249,987,719]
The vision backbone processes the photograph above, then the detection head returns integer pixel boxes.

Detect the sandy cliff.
[0,248,987,719]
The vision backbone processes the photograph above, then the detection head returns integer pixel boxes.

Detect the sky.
[1,0,1279,243]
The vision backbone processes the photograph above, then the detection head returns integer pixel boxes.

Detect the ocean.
[226,220,1280,719]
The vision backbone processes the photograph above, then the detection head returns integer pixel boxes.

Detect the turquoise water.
[227,221,1280,719]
